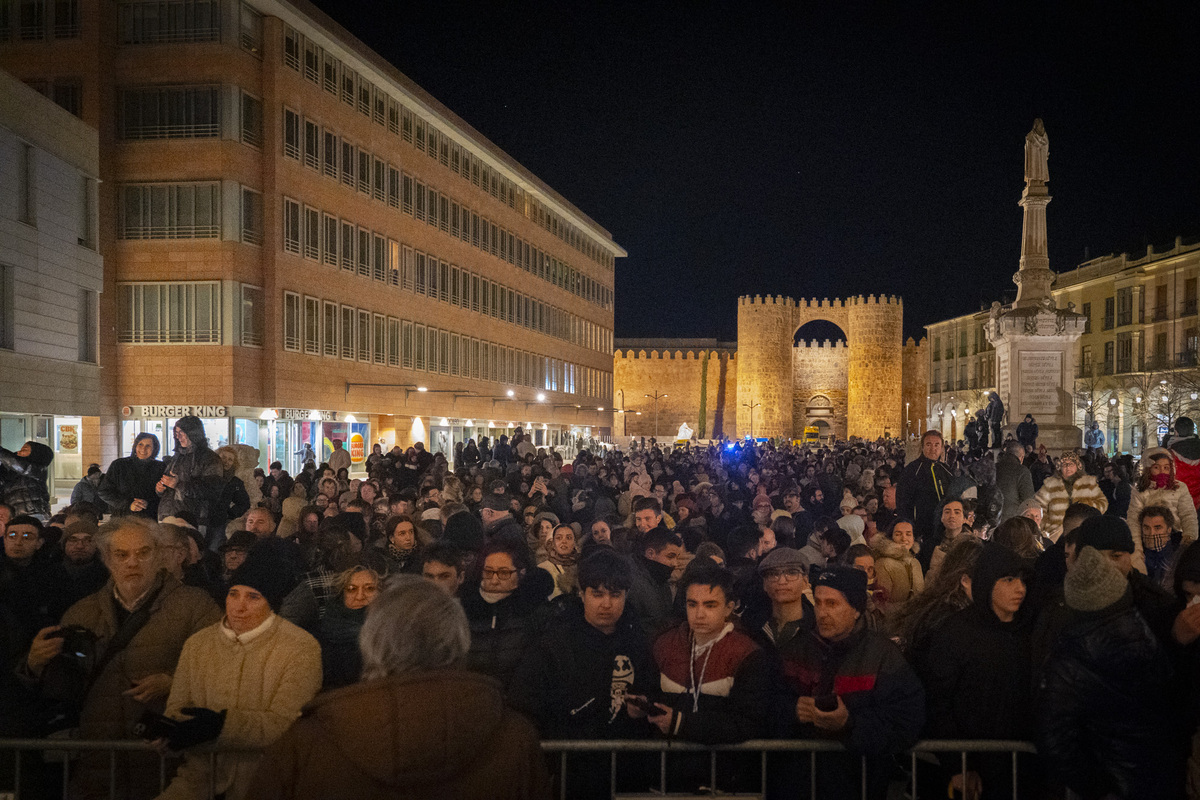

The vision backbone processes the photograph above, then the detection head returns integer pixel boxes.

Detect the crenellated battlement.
[615,348,737,362]
[793,339,848,349]
[739,294,904,309]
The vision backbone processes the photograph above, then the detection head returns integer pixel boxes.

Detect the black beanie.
[812,565,868,613]
[443,510,484,552]
[229,539,297,611]
[1076,515,1135,554]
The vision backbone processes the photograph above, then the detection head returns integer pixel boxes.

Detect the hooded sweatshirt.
[919,542,1033,779]
[0,441,54,519]
[99,433,165,518]
[247,670,551,800]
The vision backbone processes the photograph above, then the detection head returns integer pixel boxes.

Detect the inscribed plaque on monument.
[1018,351,1062,415]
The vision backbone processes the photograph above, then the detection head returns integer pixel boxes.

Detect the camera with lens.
[48,625,99,661]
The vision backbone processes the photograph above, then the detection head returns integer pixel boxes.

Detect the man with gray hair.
[250,576,551,799]
[21,516,220,797]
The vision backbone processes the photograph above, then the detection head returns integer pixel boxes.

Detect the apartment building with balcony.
[0,0,624,470]
[927,236,1200,454]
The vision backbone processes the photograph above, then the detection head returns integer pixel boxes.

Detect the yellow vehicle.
[803,426,820,444]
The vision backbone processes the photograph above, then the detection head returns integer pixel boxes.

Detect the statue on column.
[1024,118,1049,183]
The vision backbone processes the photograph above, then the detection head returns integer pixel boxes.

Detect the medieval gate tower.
[736,294,904,440]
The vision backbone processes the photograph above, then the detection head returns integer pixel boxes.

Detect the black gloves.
[166,707,227,751]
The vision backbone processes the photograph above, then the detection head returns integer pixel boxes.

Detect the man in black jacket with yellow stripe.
[896,430,954,569]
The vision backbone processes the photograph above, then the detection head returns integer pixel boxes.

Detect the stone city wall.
[902,337,929,437]
[615,294,914,442]
[791,340,849,440]
[737,295,797,438]
[612,348,737,439]
[846,295,905,439]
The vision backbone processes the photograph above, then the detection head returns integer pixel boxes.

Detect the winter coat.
[1038,592,1187,800]
[653,622,773,744]
[870,534,924,625]
[985,394,1005,426]
[1016,420,1039,448]
[1169,435,1200,510]
[919,543,1033,747]
[327,447,352,473]
[159,616,322,800]
[19,574,220,797]
[995,452,1035,522]
[159,447,224,527]
[247,670,552,800]
[509,601,654,740]
[1102,478,1132,521]
[627,552,677,637]
[895,457,953,547]
[1033,473,1108,540]
[1084,427,1105,449]
[70,476,107,513]
[1127,481,1198,574]
[316,599,366,689]
[209,475,251,536]
[0,443,53,520]
[460,572,555,690]
[783,619,925,798]
[100,442,165,518]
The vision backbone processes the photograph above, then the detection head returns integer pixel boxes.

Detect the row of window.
[281,291,611,400]
[282,108,613,312]
[933,279,1200,359]
[119,85,262,146]
[931,358,995,393]
[0,0,79,42]
[282,23,614,274]
[117,182,262,244]
[1079,328,1200,376]
[281,198,612,355]
[116,0,219,45]
[117,282,263,346]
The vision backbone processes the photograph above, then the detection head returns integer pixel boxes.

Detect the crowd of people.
[5,412,1200,799]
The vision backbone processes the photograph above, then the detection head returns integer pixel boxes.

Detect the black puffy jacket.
[1037,592,1187,800]
[98,435,164,517]
[0,443,53,520]
[460,570,556,691]
[157,418,223,527]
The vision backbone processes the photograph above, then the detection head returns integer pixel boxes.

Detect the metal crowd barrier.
[539,739,1041,800]
[0,737,1042,800]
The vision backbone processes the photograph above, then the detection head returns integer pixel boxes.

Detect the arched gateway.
[737,295,905,440]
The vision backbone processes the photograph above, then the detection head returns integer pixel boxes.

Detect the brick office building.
[0,0,623,472]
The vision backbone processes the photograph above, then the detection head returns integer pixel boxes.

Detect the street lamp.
[644,391,668,440]
[617,389,627,437]
[743,400,761,440]
[905,401,910,437]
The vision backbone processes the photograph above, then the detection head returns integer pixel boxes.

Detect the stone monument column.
[985,119,1086,451]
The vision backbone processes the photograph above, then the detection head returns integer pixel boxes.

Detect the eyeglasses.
[482,568,518,580]
[762,568,805,582]
[5,531,39,541]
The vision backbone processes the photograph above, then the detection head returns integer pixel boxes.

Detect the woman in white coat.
[1127,447,1198,574]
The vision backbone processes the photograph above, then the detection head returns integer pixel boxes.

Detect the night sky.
[315,1,1200,343]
